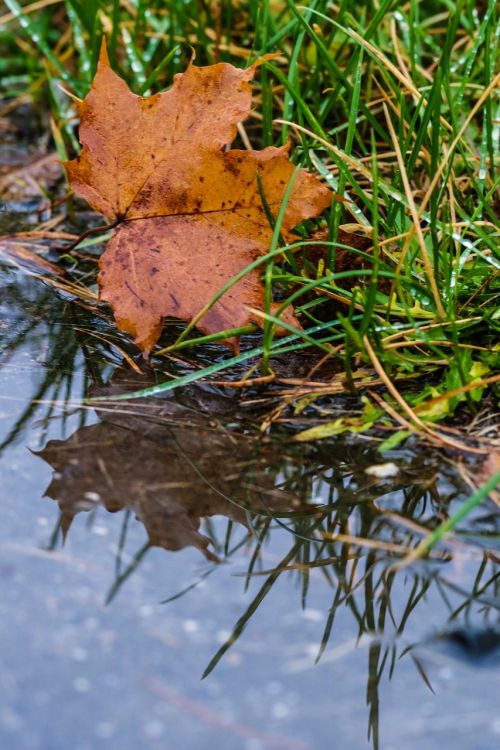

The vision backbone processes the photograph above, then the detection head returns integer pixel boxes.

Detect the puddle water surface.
[1,270,499,750]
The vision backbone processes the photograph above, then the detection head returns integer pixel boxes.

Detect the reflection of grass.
[77,454,495,750]
[2,0,498,440]
[0,279,84,452]
[397,471,500,567]
[0,272,129,453]
[202,489,498,676]
[201,502,498,750]
[38,397,497,750]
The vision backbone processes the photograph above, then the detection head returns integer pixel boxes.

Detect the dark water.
[1,268,499,750]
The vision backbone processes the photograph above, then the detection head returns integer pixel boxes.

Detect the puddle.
[1,269,499,750]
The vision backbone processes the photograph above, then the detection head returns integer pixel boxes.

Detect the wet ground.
[1,266,499,750]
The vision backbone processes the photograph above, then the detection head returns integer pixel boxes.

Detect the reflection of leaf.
[36,373,300,560]
[65,42,332,353]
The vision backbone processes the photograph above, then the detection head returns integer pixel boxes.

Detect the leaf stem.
[56,220,119,253]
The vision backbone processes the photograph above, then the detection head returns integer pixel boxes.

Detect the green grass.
[1,0,499,438]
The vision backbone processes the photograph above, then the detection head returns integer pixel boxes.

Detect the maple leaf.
[65,42,332,353]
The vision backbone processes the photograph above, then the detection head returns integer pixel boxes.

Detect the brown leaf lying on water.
[36,373,302,560]
[64,42,332,353]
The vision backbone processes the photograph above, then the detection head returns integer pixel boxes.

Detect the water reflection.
[37,371,304,565]
[2,270,499,750]
[33,370,500,746]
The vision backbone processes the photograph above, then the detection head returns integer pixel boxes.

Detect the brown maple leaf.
[65,42,332,353]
